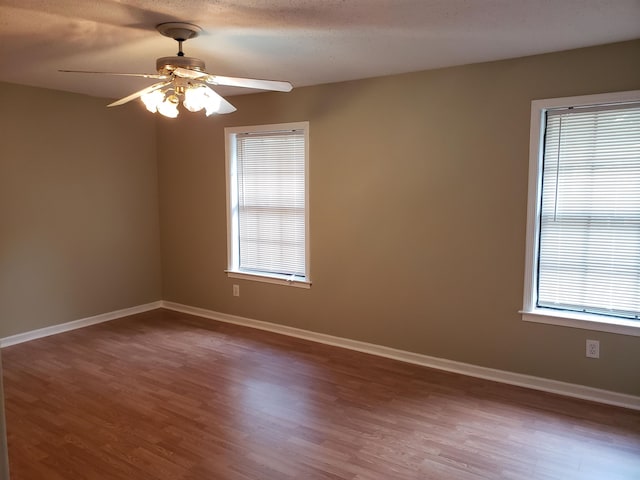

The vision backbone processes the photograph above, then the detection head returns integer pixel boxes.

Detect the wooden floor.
[2,309,639,480]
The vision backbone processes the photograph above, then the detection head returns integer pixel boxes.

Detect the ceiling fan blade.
[206,75,293,92]
[202,86,237,115]
[59,70,167,80]
[172,67,209,80]
[108,81,171,107]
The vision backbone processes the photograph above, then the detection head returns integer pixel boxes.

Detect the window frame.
[224,121,311,288]
[521,90,640,337]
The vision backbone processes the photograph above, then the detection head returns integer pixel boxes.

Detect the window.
[522,90,640,336]
[225,122,310,287]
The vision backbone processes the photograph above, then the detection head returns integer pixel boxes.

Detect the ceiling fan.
[60,22,293,118]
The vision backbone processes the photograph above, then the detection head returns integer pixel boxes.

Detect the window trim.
[521,90,640,337]
[224,121,311,288]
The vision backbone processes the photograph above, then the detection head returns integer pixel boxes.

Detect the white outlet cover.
[586,339,600,358]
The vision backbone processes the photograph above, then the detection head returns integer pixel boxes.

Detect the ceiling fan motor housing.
[156,56,206,75]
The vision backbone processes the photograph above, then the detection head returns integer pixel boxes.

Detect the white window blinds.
[537,102,640,320]
[235,128,306,278]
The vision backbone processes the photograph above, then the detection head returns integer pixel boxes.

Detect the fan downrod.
[157,22,202,56]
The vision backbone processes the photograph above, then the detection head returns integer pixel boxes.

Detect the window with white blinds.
[523,90,640,335]
[538,104,640,319]
[225,122,310,287]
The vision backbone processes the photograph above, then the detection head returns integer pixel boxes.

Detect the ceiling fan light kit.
[60,22,293,118]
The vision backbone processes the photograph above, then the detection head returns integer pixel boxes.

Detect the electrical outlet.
[586,339,599,359]
[233,284,240,297]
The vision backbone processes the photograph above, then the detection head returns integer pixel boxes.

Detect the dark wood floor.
[2,309,639,479]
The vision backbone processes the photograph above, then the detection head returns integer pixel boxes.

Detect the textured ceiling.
[1,0,639,101]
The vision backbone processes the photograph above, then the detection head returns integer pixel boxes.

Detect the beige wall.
[0,83,162,338]
[158,40,640,396]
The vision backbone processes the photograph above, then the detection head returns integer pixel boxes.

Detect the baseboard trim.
[0,301,163,348]
[2,300,637,410]
[161,301,640,411]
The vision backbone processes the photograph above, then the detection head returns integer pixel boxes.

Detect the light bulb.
[157,94,179,118]
[141,89,165,113]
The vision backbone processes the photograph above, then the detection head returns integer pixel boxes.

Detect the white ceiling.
[1,0,639,101]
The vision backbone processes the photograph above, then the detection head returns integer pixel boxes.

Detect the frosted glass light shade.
[139,84,223,118]
[141,89,165,113]
[157,95,180,118]
[184,86,206,112]
[203,87,222,116]
[184,85,222,116]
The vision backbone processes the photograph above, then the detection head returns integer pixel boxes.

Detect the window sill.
[226,270,311,289]
[521,308,640,337]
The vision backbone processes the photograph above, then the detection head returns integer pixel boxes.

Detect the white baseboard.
[0,301,163,348]
[2,300,637,411]
[161,301,640,411]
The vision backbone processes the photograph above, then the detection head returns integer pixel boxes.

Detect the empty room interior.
[1,1,639,479]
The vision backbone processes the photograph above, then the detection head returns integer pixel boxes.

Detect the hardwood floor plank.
[2,308,639,479]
